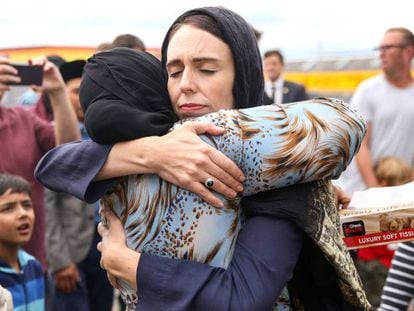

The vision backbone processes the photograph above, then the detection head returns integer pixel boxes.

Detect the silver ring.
[204,177,214,188]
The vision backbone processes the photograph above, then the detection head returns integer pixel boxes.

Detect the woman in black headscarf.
[36,7,370,311]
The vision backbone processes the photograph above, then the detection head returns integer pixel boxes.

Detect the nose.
[379,50,387,61]
[179,69,197,94]
[17,204,29,218]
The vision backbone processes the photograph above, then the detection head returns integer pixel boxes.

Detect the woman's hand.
[97,206,140,290]
[98,121,245,207]
[149,121,245,207]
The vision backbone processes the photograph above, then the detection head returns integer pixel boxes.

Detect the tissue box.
[339,182,414,249]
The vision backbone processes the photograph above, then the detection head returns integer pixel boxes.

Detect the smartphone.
[8,64,43,86]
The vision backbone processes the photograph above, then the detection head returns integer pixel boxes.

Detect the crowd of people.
[0,6,413,311]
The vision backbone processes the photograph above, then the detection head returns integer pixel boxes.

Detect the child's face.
[0,190,34,247]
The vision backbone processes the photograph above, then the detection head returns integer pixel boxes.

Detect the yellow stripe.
[285,70,414,94]
[284,70,380,93]
[0,46,161,62]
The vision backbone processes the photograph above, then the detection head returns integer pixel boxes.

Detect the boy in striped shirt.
[0,174,44,310]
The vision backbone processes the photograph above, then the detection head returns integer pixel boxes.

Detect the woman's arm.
[189,98,366,197]
[98,210,303,310]
[35,140,115,203]
[35,122,245,206]
[100,122,245,206]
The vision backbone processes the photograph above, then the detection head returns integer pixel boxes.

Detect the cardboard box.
[339,182,414,249]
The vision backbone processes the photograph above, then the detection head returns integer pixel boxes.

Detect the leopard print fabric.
[101,98,369,310]
[290,180,371,311]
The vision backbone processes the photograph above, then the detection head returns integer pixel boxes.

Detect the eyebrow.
[166,57,221,69]
[192,57,220,64]
[0,199,32,206]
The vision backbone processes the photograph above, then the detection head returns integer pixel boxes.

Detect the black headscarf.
[161,6,264,109]
[80,48,177,144]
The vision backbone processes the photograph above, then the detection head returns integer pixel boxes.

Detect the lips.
[178,103,207,117]
[180,103,205,110]
[17,223,31,235]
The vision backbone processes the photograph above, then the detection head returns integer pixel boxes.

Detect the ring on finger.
[204,177,215,188]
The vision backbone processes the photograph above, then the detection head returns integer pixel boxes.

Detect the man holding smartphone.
[0,57,80,275]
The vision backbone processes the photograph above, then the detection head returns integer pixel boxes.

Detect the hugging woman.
[36,7,371,311]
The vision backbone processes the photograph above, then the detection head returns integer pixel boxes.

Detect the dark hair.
[59,60,86,83]
[47,55,66,67]
[263,49,284,65]
[96,42,113,53]
[112,34,146,51]
[252,27,262,41]
[161,7,264,109]
[386,28,414,46]
[0,174,31,196]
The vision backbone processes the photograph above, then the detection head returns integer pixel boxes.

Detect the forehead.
[382,31,405,44]
[0,191,31,205]
[66,77,82,89]
[167,25,233,62]
[264,55,282,63]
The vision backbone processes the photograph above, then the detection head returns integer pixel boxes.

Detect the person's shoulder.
[357,74,385,90]
[284,80,304,89]
[17,249,42,271]
[0,105,37,122]
[2,105,31,114]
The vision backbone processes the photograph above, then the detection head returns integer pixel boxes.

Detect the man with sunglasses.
[338,27,414,308]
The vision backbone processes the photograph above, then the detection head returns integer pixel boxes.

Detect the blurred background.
[1,0,414,101]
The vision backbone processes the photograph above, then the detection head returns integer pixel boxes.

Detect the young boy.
[0,174,44,310]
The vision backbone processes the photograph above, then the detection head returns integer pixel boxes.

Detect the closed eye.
[169,70,182,78]
[200,69,216,75]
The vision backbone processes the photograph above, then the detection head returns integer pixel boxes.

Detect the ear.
[405,45,414,61]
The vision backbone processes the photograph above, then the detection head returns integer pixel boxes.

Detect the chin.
[19,237,32,244]
[181,111,210,119]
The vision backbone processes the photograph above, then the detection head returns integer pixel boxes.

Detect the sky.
[1,0,414,60]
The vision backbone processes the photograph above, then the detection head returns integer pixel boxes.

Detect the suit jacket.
[45,189,95,273]
[263,79,308,105]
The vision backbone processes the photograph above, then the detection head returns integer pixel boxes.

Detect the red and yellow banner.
[0,46,161,62]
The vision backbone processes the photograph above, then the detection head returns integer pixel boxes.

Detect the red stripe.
[343,228,414,249]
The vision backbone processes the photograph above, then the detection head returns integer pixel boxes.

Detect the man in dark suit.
[262,49,308,105]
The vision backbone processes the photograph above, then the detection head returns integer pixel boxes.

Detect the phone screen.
[8,65,43,86]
